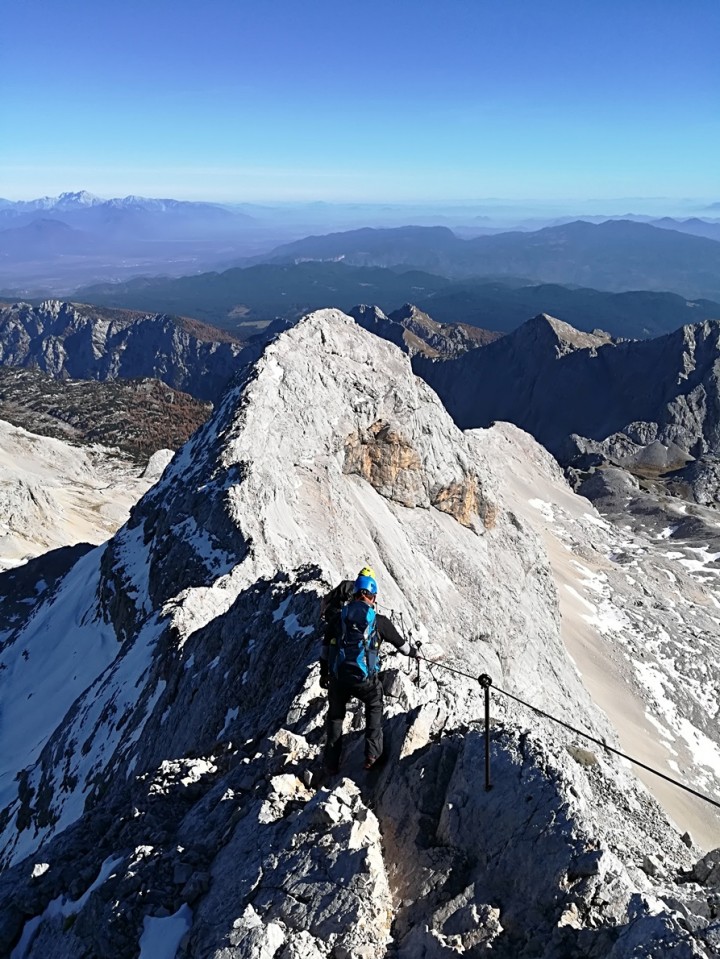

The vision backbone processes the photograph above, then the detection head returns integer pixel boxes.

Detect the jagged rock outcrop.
[563,432,694,474]
[343,419,487,527]
[0,300,245,402]
[349,302,500,358]
[0,310,718,957]
[677,455,720,505]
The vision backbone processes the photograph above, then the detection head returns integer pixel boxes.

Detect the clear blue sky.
[1,0,719,203]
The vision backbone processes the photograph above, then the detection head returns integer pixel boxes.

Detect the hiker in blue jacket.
[320,571,417,773]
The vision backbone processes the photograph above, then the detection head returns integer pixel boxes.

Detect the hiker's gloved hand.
[408,643,420,658]
[319,659,330,689]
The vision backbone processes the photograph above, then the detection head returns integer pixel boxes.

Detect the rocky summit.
[0,310,718,958]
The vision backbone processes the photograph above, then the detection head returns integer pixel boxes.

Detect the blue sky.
[1,0,719,203]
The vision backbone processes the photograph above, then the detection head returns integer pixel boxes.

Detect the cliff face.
[415,313,720,459]
[0,300,245,402]
[0,311,717,958]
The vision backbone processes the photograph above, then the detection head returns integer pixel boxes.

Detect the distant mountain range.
[0,191,254,240]
[2,192,720,300]
[525,214,720,243]
[0,218,100,257]
[76,262,451,330]
[254,220,720,301]
[0,192,274,292]
[75,260,720,339]
[649,216,720,242]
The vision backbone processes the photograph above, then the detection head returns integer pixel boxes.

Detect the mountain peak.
[55,190,104,208]
[520,312,613,355]
[389,302,437,328]
[347,303,389,324]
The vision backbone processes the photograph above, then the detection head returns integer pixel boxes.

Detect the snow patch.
[221,707,239,737]
[528,498,555,521]
[138,904,193,959]
[283,613,315,638]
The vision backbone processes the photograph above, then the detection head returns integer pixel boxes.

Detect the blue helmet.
[354,573,377,596]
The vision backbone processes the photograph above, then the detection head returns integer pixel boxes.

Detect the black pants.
[325,675,384,768]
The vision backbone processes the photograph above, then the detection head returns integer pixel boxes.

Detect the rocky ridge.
[349,303,501,358]
[416,312,720,504]
[0,311,718,957]
[0,300,246,403]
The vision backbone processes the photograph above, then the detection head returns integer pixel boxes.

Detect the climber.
[320,571,418,773]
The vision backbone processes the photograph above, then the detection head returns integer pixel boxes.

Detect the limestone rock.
[344,420,425,508]
[693,849,720,886]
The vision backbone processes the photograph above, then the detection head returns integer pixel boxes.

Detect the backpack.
[330,600,380,684]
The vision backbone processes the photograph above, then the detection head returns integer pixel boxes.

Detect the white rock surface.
[472,422,720,850]
[0,419,160,570]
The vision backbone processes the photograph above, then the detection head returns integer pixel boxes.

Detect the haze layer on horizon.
[2,0,719,206]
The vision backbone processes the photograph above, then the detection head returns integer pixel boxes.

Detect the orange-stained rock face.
[344,418,492,528]
[431,476,491,530]
[344,420,425,509]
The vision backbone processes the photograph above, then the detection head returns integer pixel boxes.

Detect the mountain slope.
[416,312,720,463]
[0,419,171,571]
[0,311,717,957]
[0,367,210,458]
[0,219,102,257]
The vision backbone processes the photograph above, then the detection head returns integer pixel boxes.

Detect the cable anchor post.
[414,635,422,688]
[478,673,493,791]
